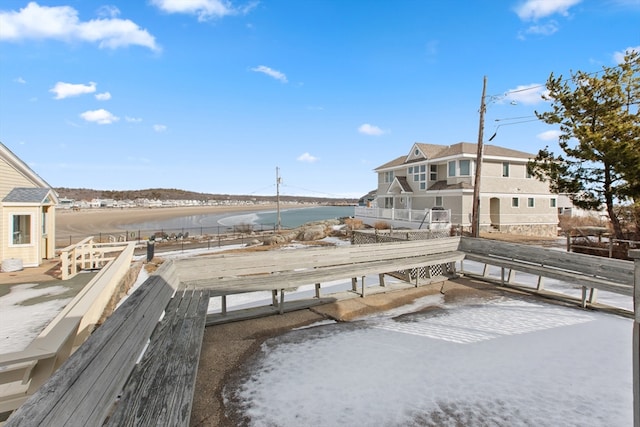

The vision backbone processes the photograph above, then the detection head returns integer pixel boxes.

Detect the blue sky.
[1,0,638,199]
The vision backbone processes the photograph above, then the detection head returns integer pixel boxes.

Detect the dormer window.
[414,149,420,156]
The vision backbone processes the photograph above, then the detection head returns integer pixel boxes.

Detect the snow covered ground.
[223,295,633,427]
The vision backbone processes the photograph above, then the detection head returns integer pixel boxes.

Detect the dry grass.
[558,214,606,234]
[374,221,390,230]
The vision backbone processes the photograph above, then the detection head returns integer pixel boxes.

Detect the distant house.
[1,141,58,268]
[355,142,558,236]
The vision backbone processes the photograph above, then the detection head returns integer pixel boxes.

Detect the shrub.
[374,221,390,230]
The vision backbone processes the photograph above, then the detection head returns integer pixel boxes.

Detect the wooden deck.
[4,236,639,427]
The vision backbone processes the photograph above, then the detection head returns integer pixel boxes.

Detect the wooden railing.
[354,206,451,227]
[0,241,136,416]
[58,238,135,280]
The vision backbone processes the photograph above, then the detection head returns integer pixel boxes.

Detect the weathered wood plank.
[177,238,461,284]
[464,252,633,296]
[196,252,465,296]
[460,237,633,285]
[105,289,209,427]
[5,262,178,427]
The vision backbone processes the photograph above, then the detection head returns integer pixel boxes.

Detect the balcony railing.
[355,207,451,225]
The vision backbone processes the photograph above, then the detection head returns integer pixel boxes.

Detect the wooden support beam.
[279,289,285,315]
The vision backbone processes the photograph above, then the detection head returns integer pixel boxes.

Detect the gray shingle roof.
[3,187,54,203]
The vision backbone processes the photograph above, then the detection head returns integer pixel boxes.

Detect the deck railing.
[0,241,136,416]
[354,207,451,226]
[58,238,134,280]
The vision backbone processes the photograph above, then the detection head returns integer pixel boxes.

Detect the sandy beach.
[54,204,296,244]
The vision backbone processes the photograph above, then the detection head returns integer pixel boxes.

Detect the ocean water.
[125,205,354,233]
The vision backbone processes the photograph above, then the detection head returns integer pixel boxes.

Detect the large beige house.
[355,142,558,236]
[1,142,58,268]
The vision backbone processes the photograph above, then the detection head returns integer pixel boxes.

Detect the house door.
[41,206,51,259]
[490,197,500,227]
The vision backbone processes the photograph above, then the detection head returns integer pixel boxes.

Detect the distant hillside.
[54,187,357,205]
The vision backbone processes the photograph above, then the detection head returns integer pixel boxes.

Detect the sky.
[1,0,639,199]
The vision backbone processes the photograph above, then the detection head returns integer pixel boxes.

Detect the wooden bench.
[459,236,634,307]
[175,237,464,314]
[6,237,462,425]
[5,260,210,427]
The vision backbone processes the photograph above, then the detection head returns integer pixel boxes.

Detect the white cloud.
[503,84,548,105]
[50,81,96,99]
[153,124,167,132]
[0,2,160,52]
[521,21,559,37]
[95,91,111,101]
[613,46,640,64]
[251,65,288,83]
[297,152,318,163]
[537,130,562,141]
[14,77,26,84]
[125,116,142,123]
[80,108,119,124]
[151,0,257,22]
[358,123,385,136]
[514,0,582,21]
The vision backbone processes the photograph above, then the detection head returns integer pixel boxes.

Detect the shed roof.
[3,187,57,204]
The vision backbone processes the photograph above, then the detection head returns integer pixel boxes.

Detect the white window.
[502,162,510,177]
[435,196,443,206]
[528,197,535,208]
[12,214,32,245]
[511,197,519,208]
[409,164,427,190]
[430,165,437,181]
[383,171,394,183]
[448,161,456,177]
[459,160,470,176]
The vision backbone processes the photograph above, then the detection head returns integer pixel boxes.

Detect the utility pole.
[471,76,487,238]
[276,167,282,232]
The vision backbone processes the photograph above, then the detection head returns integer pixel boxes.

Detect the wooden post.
[315,283,321,298]
[272,289,277,306]
[351,277,357,292]
[471,76,487,238]
[629,249,640,427]
[361,276,365,297]
[279,289,285,314]
[221,295,227,315]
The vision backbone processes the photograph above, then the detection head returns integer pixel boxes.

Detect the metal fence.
[55,222,280,253]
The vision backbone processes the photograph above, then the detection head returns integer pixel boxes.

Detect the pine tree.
[529,51,640,239]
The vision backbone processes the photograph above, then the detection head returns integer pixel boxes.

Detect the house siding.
[1,142,58,265]
[369,142,558,236]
